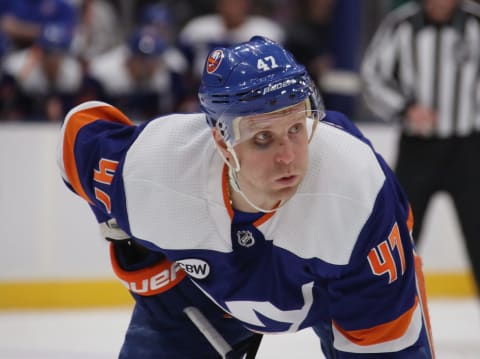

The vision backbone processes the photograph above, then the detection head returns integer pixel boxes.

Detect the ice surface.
[0,298,478,358]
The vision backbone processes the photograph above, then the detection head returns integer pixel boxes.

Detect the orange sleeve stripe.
[407,205,414,232]
[62,105,133,204]
[414,254,436,357]
[332,296,419,346]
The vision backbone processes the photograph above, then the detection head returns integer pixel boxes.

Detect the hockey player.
[58,36,435,357]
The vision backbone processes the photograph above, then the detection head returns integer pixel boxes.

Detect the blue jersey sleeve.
[309,112,433,356]
[327,189,429,355]
[58,101,146,235]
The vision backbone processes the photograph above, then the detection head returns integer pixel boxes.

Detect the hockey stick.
[184,306,263,358]
[183,306,233,358]
[245,333,263,359]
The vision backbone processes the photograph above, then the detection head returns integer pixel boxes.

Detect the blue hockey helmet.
[198,36,324,145]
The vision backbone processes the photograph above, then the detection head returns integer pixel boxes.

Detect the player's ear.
[212,129,229,159]
[212,129,241,171]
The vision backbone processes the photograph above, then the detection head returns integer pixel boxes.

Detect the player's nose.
[275,138,295,165]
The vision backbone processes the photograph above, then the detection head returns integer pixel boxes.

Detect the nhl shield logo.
[207,49,224,74]
[237,230,255,248]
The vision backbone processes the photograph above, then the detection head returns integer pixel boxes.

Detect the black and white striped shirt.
[361,0,480,137]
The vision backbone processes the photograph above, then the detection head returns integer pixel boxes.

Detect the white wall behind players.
[0,123,468,281]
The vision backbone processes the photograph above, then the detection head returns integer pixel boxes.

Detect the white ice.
[0,298,478,358]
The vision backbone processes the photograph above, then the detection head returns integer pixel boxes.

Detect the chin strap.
[228,166,280,214]
[218,136,288,214]
[217,139,278,213]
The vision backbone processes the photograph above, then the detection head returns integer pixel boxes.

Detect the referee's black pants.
[395,132,480,294]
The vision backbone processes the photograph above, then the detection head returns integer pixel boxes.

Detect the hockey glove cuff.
[109,242,187,296]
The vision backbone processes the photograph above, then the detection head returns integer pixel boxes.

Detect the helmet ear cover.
[198,36,325,145]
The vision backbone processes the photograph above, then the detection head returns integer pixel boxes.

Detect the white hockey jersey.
[58,101,434,357]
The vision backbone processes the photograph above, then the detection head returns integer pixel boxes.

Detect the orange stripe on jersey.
[222,165,234,219]
[407,205,414,233]
[62,104,133,204]
[253,209,276,226]
[332,296,419,346]
[414,254,436,357]
[109,243,186,296]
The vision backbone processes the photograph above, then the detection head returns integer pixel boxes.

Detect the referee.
[361,0,480,295]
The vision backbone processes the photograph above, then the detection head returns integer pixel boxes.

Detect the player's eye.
[289,123,301,134]
[253,131,272,146]
[289,122,306,135]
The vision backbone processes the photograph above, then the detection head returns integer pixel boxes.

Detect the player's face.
[232,102,310,209]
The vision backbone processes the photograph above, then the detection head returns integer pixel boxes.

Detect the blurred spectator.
[0,0,76,49]
[138,3,175,44]
[1,22,82,121]
[286,0,361,118]
[179,0,285,79]
[284,0,336,99]
[130,0,213,32]
[0,0,12,53]
[0,2,13,121]
[85,27,189,121]
[0,1,11,17]
[71,0,121,66]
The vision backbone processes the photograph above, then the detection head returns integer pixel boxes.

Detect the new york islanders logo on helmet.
[206,49,224,74]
